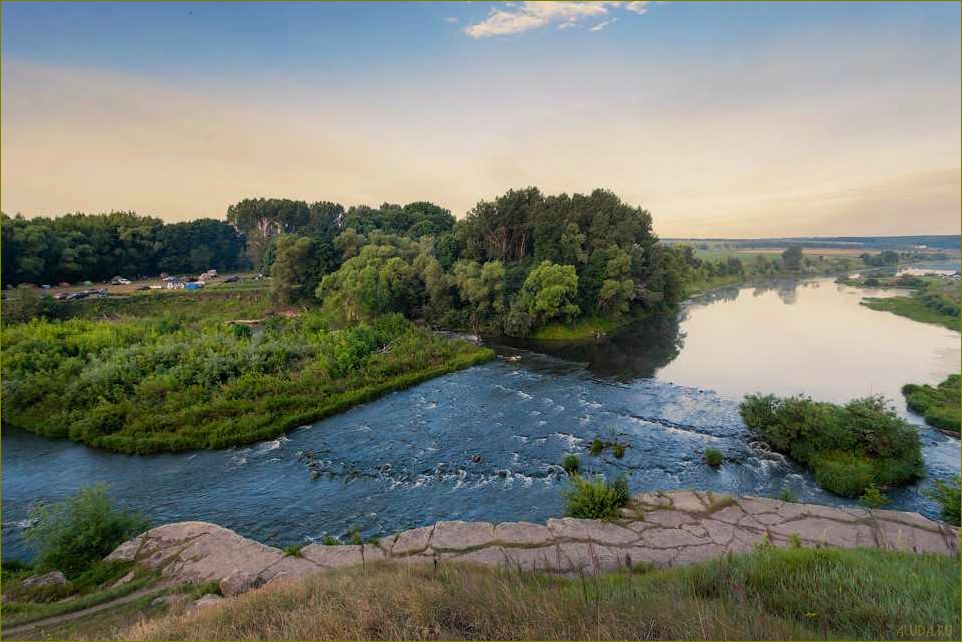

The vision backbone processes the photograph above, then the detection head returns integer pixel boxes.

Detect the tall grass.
[124,548,960,641]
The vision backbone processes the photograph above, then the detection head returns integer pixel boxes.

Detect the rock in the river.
[21,571,67,588]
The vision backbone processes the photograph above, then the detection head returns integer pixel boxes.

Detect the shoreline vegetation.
[838,271,960,332]
[902,374,961,436]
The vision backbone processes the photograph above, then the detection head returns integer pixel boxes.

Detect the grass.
[1,572,157,628]
[902,374,961,434]
[2,309,494,454]
[562,475,629,520]
[862,296,960,331]
[703,448,724,469]
[121,548,960,641]
[530,315,631,341]
[561,454,580,475]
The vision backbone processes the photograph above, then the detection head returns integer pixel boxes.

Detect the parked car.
[110,276,132,285]
[223,275,240,283]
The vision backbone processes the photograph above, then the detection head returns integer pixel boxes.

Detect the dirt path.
[2,584,170,639]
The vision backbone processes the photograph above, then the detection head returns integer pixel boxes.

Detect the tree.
[506,261,579,335]
[227,198,311,270]
[597,246,635,315]
[452,260,506,332]
[317,245,417,320]
[781,246,803,271]
[271,235,333,304]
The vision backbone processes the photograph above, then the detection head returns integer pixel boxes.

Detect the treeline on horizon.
[1,187,816,336]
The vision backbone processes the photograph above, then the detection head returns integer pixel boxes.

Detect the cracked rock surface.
[107,491,959,592]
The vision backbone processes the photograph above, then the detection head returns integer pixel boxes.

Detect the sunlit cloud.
[465,1,646,39]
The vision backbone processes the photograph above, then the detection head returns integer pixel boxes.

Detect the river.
[2,277,959,559]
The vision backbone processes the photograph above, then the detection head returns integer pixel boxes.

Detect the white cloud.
[590,19,617,33]
[443,17,459,24]
[626,1,651,15]
[465,1,616,39]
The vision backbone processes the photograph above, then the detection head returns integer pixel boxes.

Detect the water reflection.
[491,311,685,382]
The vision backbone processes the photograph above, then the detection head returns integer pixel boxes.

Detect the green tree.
[271,235,332,304]
[506,261,579,335]
[781,246,804,271]
[451,260,506,332]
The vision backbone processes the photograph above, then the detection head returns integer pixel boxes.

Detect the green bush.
[612,442,626,459]
[740,393,923,498]
[703,448,724,469]
[859,484,890,508]
[563,475,630,520]
[589,438,604,456]
[777,489,797,503]
[24,484,149,578]
[925,475,961,526]
[902,374,960,433]
[561,454,580,475]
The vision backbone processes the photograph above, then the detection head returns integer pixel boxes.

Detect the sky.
[1,1,960,237]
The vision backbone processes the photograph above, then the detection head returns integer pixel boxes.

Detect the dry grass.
[123,548,960,641]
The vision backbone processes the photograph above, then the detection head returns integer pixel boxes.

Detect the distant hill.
[664,235,961,251]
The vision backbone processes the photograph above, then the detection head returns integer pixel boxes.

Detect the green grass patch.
[562,474,629,520]
[123,548,960,641]
[863,295,960,331]
[529,315,630,341]
[902,374,960,434]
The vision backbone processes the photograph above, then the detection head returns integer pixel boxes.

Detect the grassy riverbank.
[1,307,492,454]
[903,374,961,435]
[117,548,959,641]
[842,273,961,332]
[862,295,960,331]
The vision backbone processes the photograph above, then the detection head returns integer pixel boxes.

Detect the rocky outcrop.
[20,571,67,588]
[107,491,959,596]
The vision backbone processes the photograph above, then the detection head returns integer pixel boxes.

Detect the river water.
[2,277,959,559]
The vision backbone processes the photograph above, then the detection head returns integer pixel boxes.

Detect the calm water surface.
[3,278,959,559]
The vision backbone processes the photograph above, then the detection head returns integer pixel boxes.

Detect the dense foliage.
[739,394,924,498]
[24,484,148,578]
[305,188,690,337]
[1,212,246,286]
[924,475,961,526]
[1,310,491,453]
[902,374,961,434]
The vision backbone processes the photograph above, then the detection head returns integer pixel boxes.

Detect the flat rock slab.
[107,492,960,589]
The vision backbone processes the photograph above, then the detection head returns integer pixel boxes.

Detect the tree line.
[1,212,246,286]
[267,187,691,337]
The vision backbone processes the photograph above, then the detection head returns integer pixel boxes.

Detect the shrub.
[563,475,630,520]
[777,489,798,503]
[283,544,304,557]
[859,484,889,508]
[589,438,604,456]
[902,374,960,433]
[703,448,724,469]
[612,442,626,459]
[925,475,961,526]
[24,484,149,578]
[561,454,580,475]
[740,393,923,498]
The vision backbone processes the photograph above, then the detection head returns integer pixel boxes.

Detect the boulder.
[219,571,264,597]
[21,571,67,588]
[191,593,225,610]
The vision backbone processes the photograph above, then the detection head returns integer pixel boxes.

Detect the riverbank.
[1,312,493,454]
[5,491,958,640]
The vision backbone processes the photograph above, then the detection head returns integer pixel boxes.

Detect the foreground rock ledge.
[107,491,960,594]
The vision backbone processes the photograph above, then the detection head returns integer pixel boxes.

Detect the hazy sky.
[2,1,960,237]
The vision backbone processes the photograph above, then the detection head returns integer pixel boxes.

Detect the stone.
[22,571,66,588]
[710,505,747,525]
[191,594,225,610]
[300,545,365,568]
[672,543,728,565]
[546,518,638,545]
[493,521,552,546]
[769,517,860,548]
[503,545,563,571]
[736,496,783,516]
[432,521,495,551]
[668,491,708,513]
[632,492,673,509]
[259,555,322,582]
[442,547,506,566]
[702,519,735,546]
[638,527,708,549]
[110,570,136,589]
[389,526,434,556]
[220,571,264,597]
[644,510,693,528]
